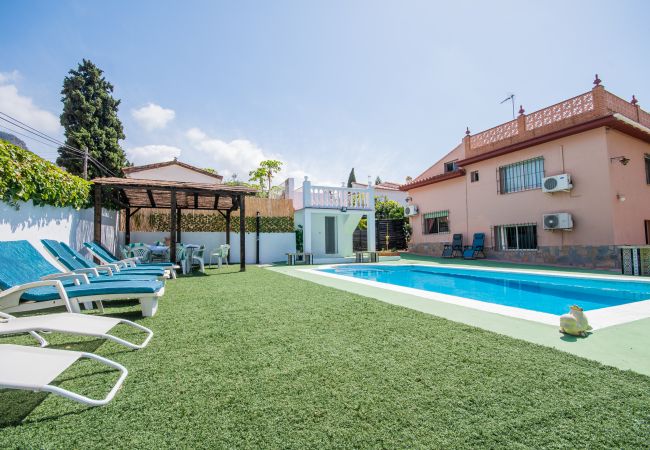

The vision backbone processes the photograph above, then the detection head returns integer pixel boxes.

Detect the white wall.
[119,231,296,264]
[0,200,118,266]
[128,165,220,184]
[300,210,363,258]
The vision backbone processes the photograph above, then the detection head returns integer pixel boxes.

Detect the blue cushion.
[63,242,165,276]
[22,280,164,302]
[84,241,172,271]
[0,241,61,290]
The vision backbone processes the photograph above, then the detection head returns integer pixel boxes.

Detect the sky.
[1,0,649,186]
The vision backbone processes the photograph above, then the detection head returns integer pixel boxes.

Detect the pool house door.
[325,216,337,254]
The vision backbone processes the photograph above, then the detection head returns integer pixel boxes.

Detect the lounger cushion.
[21,280,164,302]
[57,242,166,276]
[85,242,174,269]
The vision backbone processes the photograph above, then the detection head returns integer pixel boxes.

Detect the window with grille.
[470,170,479,182]
[497,157,544,194]
[423,210,450,235]
[645,154,650,184]
[493,223,538,250]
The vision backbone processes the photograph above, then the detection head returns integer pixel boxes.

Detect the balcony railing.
[293,183,373,210]
[464,81,650,158]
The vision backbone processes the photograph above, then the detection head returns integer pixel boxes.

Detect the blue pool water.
[319,265,650,315]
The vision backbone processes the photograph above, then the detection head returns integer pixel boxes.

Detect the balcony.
[464,79,650,159]
[292,180,373,211]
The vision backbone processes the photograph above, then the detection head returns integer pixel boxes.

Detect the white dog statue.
[559,305,592,337]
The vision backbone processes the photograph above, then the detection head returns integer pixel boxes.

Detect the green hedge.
[0,139,91,209]
[144,213,294,233]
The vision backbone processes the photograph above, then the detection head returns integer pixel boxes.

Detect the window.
[645,154,650,184]
[444,161,458,173]
[423,210,450,234]
[470,170,479,182]
[497,157,544,194]
[494,223,538,250]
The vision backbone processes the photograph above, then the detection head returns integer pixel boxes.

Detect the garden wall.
[118,231,295,264]
[0,200,118,266]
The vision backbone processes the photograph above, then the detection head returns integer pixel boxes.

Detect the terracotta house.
[401,77,650,269]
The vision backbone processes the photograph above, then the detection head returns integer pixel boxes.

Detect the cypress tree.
[347,168,356,188]
[57,59,128,178]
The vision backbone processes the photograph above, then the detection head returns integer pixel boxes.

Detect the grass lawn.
[1,266,649,448]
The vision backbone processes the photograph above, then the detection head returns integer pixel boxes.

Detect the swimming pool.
[318,265,650,316]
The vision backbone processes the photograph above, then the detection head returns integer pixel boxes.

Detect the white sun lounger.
[0,344,128,406]
[0,311,153,349]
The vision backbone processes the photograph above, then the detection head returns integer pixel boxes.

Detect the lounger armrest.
[97,264,119,274]
[94,265,115,276]
[0,280,73,311]
[74,268,100,278]
[41,272,90,285]
[121,258,139,267]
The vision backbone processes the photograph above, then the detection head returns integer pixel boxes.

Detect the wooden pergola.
[92,177,257,271]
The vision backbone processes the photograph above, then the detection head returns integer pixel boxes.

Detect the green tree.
[375,197,404,219]
[375,176,382,185]
[57,59,128,178]
[347,168,356,187]
[249,159,283,193]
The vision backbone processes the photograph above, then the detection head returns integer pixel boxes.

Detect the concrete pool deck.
[268,255,650,377]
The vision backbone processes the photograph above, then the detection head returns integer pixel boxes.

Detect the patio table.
[148,245,170,263]
[182,244,200,274]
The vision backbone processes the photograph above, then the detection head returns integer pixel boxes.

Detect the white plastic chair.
[191,245,206,273]
[209,244,230,268]
[0,344,128,406]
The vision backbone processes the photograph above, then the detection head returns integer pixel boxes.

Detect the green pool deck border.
[268,255,650,377]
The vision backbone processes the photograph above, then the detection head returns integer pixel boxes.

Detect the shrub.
[0,139,91,209]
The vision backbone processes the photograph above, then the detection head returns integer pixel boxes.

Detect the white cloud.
[127,144,182,165]
[0,83,60,133]
[0,70,20,84]
[185,127,272,179]
[131,103,175,131]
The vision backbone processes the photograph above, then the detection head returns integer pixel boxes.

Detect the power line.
[0,123,63,153]
[0,111,117,177]
[0,112,112,172]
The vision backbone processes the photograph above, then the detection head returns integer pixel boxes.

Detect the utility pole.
[82,146,89,180]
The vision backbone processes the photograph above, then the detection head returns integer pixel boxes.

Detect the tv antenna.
[500,94,516,119]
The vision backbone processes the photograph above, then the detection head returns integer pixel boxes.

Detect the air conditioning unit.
[543,213,573,230]
[542,174,573,193]
[404,205,419,217]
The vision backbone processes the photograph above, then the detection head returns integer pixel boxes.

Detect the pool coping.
[268,261,650,377]
[305,263,650,330]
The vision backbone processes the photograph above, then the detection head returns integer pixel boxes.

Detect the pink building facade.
[402,79,650,269]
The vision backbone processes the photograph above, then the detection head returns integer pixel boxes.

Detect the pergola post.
[125,207,131,245]
[93,186,102,244]
[176,207,182,243]
[239,194,246,271]
[170,190,177,263]
[226,209,231,265]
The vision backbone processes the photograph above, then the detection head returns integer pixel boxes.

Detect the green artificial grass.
[1,267,649,448]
